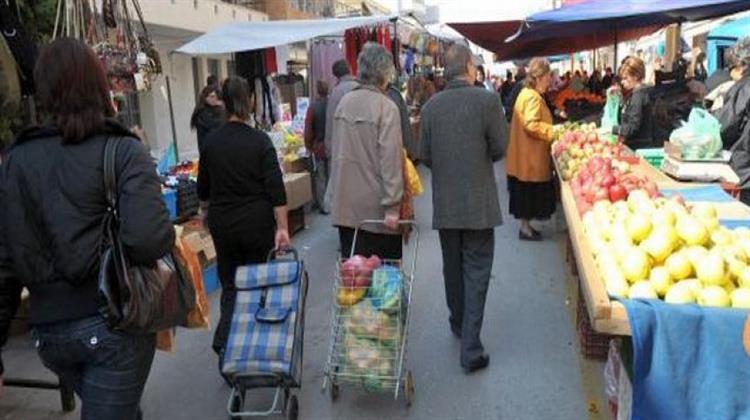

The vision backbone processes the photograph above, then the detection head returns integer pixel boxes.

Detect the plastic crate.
[635,148,665,169]
[576,288,612,360]
[162,188,178,221]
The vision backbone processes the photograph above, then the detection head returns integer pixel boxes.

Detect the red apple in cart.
[601,173,616,188]
[609,184,627,202]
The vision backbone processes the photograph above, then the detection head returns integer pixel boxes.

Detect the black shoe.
[530,226,542,236]
[519,229,542,241]
[462,354,490,374]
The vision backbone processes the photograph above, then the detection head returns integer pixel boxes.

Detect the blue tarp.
[707,15,750,73]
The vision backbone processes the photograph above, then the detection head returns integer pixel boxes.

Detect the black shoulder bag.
[98,137,195,334]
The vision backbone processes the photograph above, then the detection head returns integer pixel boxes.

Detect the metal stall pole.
[166,75,179,163]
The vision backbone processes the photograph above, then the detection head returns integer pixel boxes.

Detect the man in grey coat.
[420,44,508,373]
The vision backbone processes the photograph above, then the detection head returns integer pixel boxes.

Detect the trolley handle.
[267,247,299,262]
[350,219,420,278]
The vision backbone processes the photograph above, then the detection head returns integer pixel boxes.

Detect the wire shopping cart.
[322,220,419,406]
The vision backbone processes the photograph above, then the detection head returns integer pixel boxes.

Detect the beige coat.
[329,85,404,233]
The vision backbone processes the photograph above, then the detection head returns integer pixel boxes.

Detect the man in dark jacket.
[386,82,415,159]
[420,44,508,374]
[304,80,330,213]
[0,121,174,392]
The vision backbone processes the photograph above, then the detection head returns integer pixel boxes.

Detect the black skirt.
[507,176,556,220]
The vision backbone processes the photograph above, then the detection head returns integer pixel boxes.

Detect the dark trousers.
[311,156,330,212]
[338,227,402,260]
[211,227,274,354]
[438,229,494,366]
[32,315,156,420]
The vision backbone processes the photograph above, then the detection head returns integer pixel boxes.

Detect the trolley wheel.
[404,370,415,407]
[329,382,340,402]
[228,389,244,420]
[286,395,299,420]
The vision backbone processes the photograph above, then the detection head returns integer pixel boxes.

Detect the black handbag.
[98,137,196,334]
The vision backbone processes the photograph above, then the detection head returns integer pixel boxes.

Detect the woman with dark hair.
[197,76,290,365]
[0,38,174,419]
[190,84,224,154]
[613,56,655,150]
[506,58,556,241]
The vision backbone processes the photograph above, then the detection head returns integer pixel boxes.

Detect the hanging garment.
[0,34,20,113]
[264,48,278,74]
[236,50,265,80]
[311,41,345,100]
[0,0,37,94]
[267,75,281,124]
[344,29,358,75]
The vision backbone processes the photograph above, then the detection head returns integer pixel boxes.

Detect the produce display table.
[560,156,750,337]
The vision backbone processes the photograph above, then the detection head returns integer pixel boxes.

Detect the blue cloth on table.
[720,219,750,230]
[620,298,750,420]
[659,185,735,203]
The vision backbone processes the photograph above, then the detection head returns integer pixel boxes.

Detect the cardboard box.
[284,172,313,210]
[179,221,217,267]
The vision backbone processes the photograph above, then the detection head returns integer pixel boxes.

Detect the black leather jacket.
[718,76,750,189]
[0,121,174,375]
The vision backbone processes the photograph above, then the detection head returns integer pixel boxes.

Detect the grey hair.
[357,43,395,87]
[444,44,473,81]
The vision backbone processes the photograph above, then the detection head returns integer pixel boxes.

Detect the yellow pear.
[665,282,696,304]
[684,246,709,267]
[676,216,709,246]
[652,207,676,227]
[604,268,630,298]
[710,228,734,247]
[739,266,750,289]
[649,266,673,297]
[695,252,727,286]
[702,216,720,232]
[691,202,718,220]
[621,247,651,283]
[627,213,653,243]
[665,252,693,280]
[640,232,674,264]
[629,280,658,299]
[697,285,731,307]
[678,279,704,297]
[728,258,747,280]
[627,190,650,211]
[730,288,750,308]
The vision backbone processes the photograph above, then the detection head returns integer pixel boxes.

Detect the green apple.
[629,280,658,299]
[649,266,673,297]
[664,282,696,304]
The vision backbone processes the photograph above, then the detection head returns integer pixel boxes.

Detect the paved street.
[1,163,604,420]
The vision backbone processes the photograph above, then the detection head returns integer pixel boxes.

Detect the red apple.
[609,184,627,202]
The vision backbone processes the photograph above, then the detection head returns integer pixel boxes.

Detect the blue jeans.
[32,315,156,420]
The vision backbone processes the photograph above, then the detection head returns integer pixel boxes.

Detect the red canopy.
[449,20,661,60]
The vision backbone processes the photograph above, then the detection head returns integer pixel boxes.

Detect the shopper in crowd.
[601,67,614,91]
[387,81,415,161]
[588,69,603,95]
[707,51,747,112]
[717,38,750,204]
[190,84,225,154]
[506,66,527,122]
[475,64,486,88]
[506,58,557,241]
[420,44,508,373]
[0,38,174,419]
[500,70,515,99]
[612,56,655,150]
[324,59,359,157]
[304,80,330,214]
[206,74,218,87]
[329,43,404,259]
[692,50,708,83]
[197,76,290,366]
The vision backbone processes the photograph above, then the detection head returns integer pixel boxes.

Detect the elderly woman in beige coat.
[329,42,404,259]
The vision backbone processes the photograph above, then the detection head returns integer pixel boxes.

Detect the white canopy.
[175,15,397,56]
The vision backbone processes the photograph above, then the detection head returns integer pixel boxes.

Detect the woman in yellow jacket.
[506,58,556,241]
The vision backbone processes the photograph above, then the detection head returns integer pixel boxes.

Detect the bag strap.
[103,136,120,217]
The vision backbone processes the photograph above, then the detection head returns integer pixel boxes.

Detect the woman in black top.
[190,84,224,154]
[197,76,290,361]
[613,56,655,150]
[0,39,173,419]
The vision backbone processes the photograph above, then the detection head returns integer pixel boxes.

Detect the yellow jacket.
[506,87,555,183]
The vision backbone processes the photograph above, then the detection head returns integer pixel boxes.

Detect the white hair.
[357,43,395,87]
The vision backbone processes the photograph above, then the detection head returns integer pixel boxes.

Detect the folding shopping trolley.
[222,249,308,420]
[322,220,419,406]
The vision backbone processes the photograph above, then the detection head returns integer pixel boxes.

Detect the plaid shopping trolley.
[222,249,308,420]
